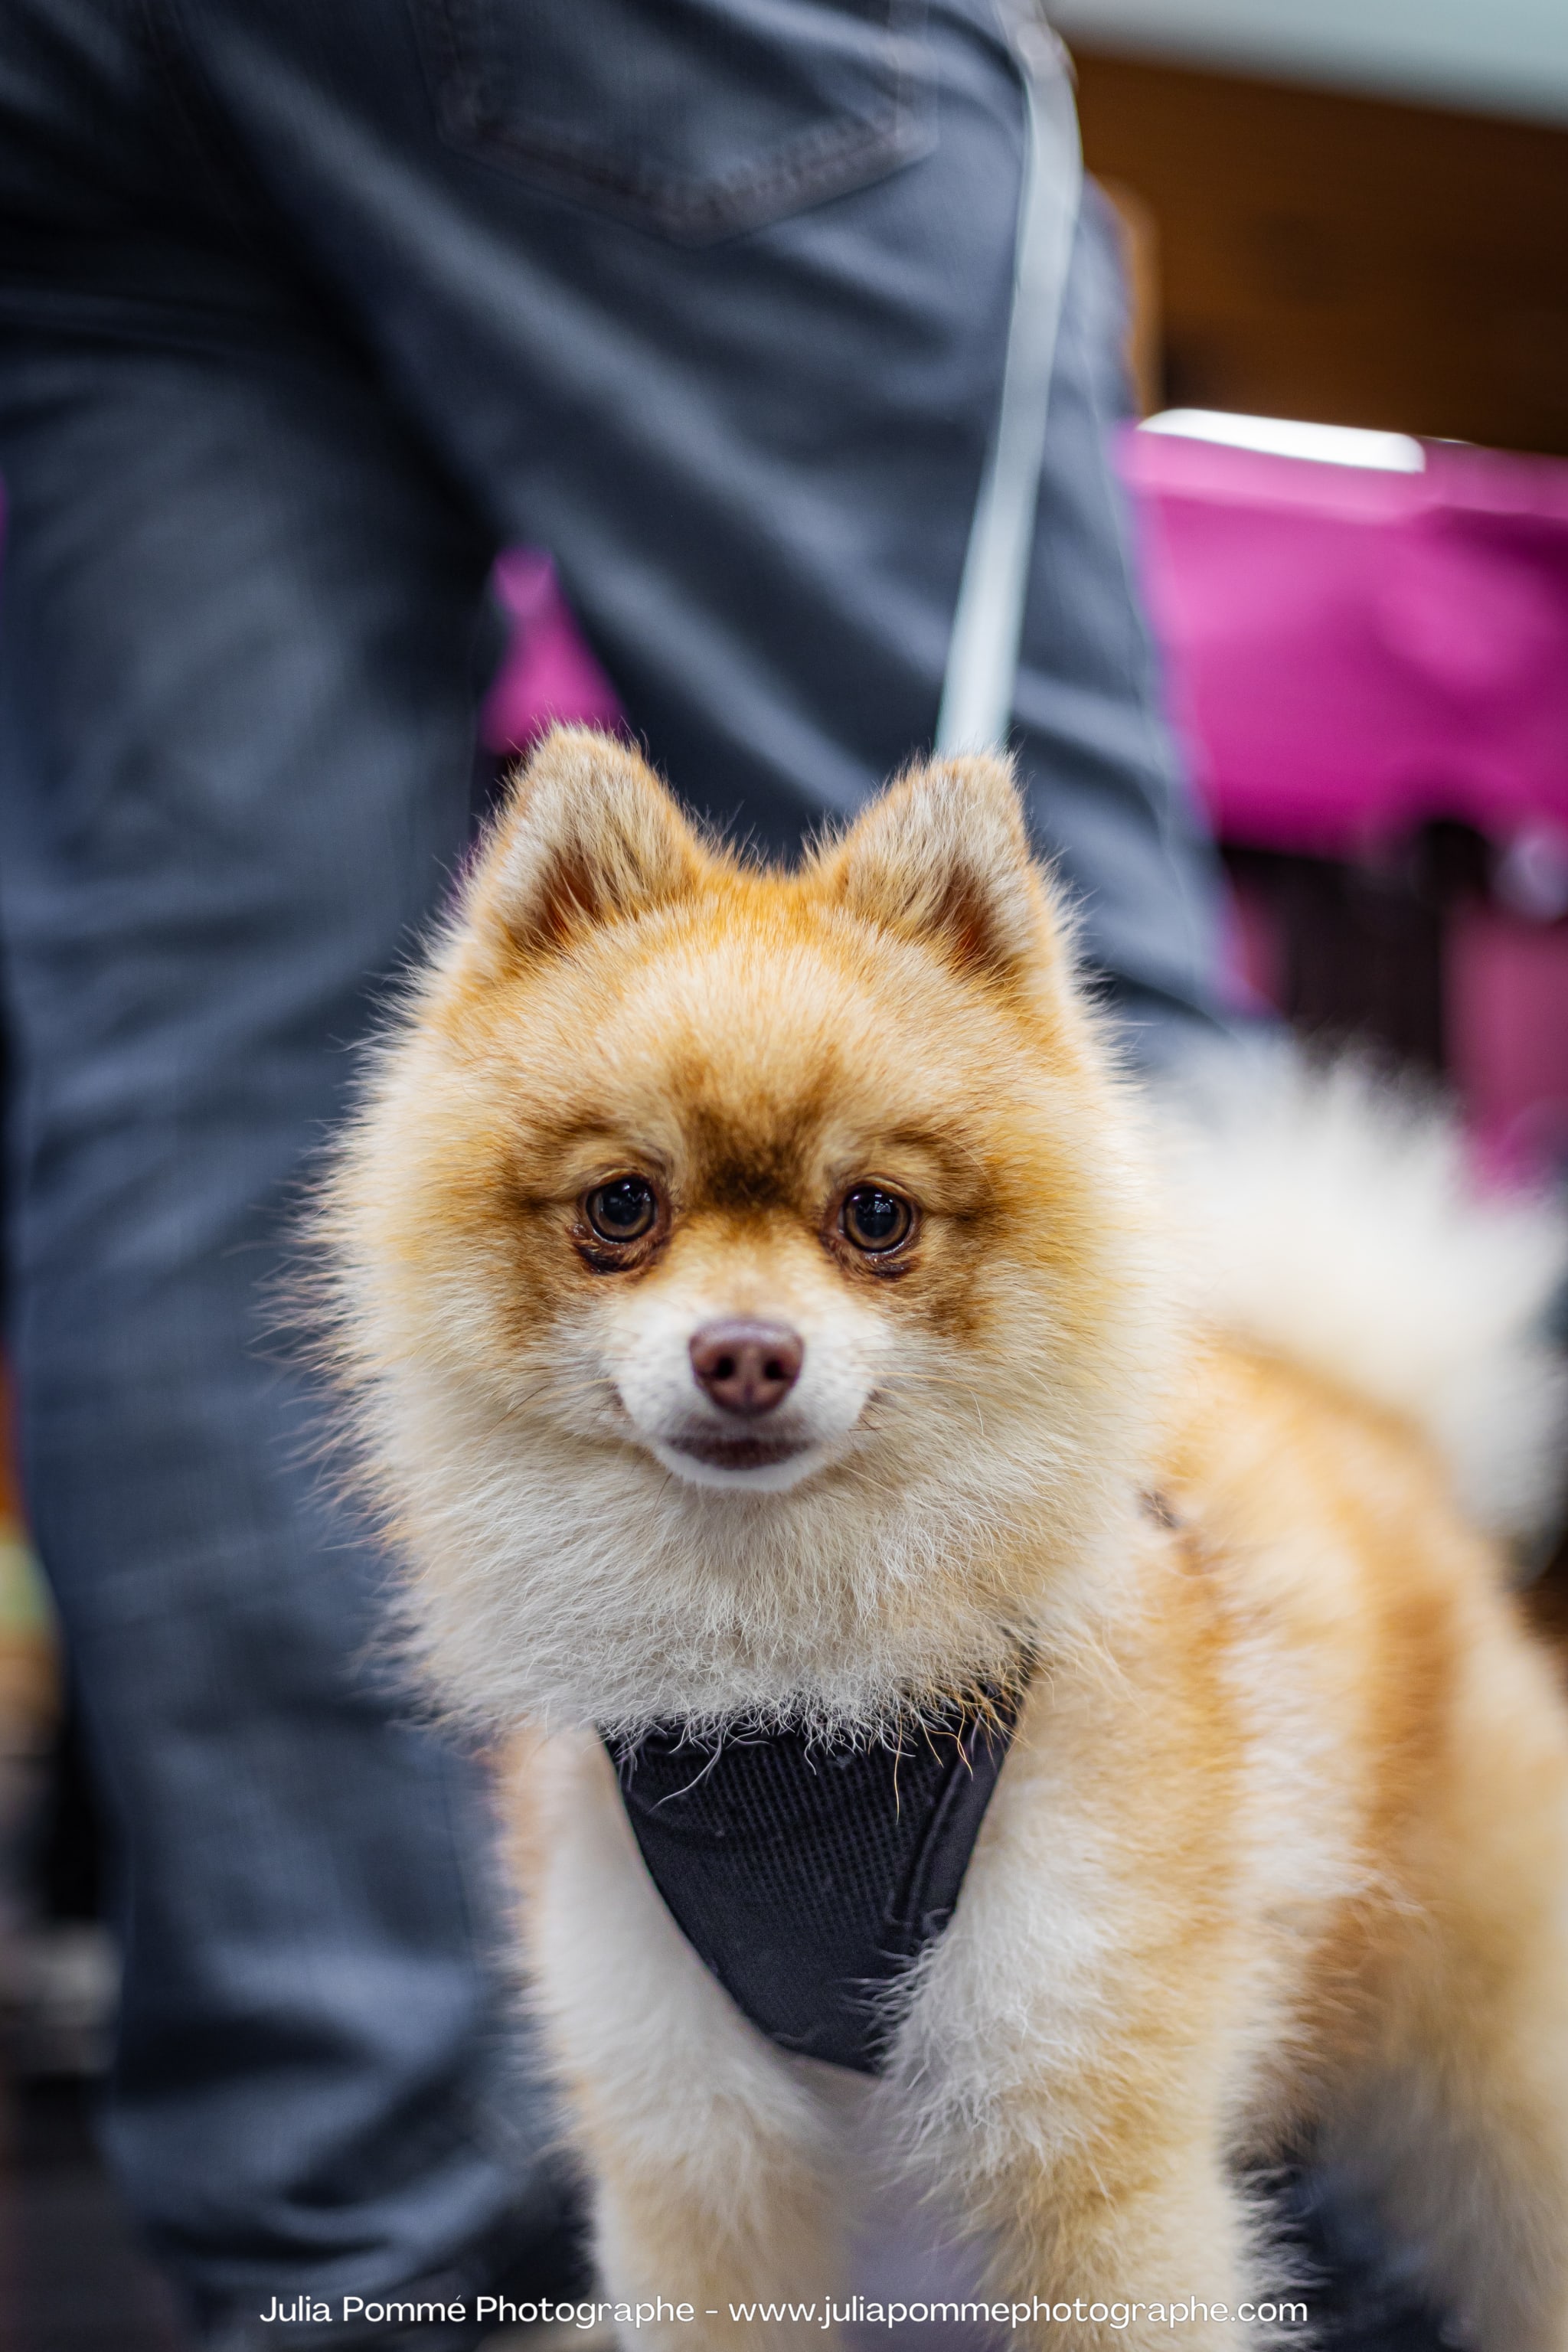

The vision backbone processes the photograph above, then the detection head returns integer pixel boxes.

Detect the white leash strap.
[935,8,1083,756]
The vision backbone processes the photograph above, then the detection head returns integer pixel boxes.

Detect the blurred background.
[4,3,1568,2344]
[1066,0,1568,1183]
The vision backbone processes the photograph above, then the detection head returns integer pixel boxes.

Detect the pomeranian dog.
[320,727,1568,2351]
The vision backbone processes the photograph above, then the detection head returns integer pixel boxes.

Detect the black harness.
[606,1684,1027,2075]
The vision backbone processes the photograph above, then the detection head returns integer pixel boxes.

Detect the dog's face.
[505,958,979,1499]
[327,731,1164,1728]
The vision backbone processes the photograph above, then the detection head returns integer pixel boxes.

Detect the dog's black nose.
[689,1321,804,1417]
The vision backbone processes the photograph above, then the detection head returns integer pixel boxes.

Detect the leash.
[936,5,1083,757]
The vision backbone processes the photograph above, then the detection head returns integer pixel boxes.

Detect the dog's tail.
[1158,1044,1568,1541]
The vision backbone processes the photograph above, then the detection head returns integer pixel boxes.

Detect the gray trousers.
[0,2,1228,2341]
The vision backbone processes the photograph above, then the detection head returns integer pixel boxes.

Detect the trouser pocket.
[414,0,934,244]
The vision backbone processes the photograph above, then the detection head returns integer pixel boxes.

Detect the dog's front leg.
[888,2025,1260,2352]
[511,1734,848,2352]
[881,1772,1266,2349]
[970,2127,1258,2352]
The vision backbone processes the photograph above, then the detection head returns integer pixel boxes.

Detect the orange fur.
[319,730,1568,2351]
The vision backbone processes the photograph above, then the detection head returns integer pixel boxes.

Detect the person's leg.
[0,322,573,2345]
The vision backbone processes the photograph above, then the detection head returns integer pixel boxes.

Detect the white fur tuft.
[1158,1047,1568,1540]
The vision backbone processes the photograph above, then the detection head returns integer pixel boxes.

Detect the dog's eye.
[583,1176,660,1244]
[840,1184,913,1254]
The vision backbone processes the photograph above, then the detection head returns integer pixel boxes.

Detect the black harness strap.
[606,1686,1027,2075]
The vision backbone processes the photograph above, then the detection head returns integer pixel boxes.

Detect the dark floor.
[0,2075,188,2352]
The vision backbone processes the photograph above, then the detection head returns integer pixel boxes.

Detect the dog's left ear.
[813,755,1061,988]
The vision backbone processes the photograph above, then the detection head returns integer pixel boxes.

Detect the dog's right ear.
[466,727,704,966]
